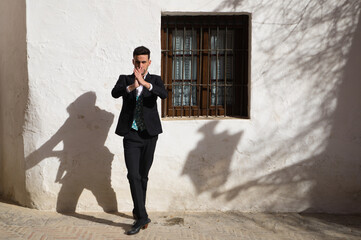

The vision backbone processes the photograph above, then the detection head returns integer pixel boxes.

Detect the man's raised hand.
[134,67,150,89]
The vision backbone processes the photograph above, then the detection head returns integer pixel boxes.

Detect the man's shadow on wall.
[26,92,121,215]
[182,121,243,196]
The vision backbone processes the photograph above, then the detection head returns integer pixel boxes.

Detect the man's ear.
[149,59,152,66]
[132,59,135,65]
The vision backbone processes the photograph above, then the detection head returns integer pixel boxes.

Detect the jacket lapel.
[129,74,137,99]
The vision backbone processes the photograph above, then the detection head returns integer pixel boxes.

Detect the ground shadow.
[182,121,243,195]
[62,212,132,232]
[26,92,118,213]
[228,212,361,239]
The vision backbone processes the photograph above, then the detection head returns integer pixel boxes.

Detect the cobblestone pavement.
[1,200,361,240]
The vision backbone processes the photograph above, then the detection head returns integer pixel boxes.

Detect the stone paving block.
[1,201,361,240]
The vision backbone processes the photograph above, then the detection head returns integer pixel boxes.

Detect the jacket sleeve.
[111,75,130,98]
[149,75,168,99]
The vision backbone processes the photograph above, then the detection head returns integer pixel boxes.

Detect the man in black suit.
[111,46,167,235]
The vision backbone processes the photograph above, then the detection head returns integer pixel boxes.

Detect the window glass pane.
[211,30,225,52]
[172,29,197,53]
[172,29,197,106]
[173,82,197,106]
[211,81,233,106]
[173,83,182,106]
[173,56,182,80]
[211,82,223,106]
[210,29,234,80]
[172,29,197,80]
[184,56,197,80]
[210,29,234,106]
[226,56,233,79]
[211,56,225,80]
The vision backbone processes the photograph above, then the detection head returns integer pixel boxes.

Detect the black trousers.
[123,129,158,220]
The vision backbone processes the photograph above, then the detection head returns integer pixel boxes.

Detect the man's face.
[132,54,151,76]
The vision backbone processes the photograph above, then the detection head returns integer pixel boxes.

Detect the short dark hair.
[133,46,150,59]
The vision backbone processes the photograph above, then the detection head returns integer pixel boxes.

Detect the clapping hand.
[133,68,141,88]
[133,67,150,89]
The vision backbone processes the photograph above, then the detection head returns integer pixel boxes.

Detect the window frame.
[161,15,250,119]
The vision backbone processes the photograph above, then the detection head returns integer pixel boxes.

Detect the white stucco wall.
[2,0,360,213]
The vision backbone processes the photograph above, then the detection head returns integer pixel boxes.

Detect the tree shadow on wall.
[26,92,118,213]
[182,121,243,195]
[211,1,361,215]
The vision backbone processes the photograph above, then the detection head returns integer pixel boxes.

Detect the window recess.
[161,15,250,118]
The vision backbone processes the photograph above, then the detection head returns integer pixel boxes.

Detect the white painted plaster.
[1,0,360,213]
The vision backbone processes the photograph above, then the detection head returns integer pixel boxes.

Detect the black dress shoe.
[126,218,151,235]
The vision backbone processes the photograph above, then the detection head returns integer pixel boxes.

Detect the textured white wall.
[3,0,361,213]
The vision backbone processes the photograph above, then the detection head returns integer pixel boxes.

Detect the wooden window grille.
[161,15,250,118]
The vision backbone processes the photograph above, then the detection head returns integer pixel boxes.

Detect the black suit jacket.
[111,73,167,136]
